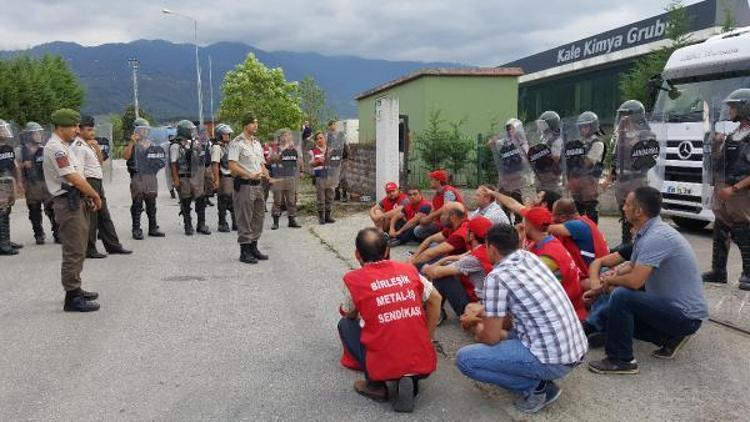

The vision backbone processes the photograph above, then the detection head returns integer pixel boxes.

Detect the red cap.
[520,207,553,228]
[467,216,494,239]
[428,169,449,184]
[384,182,398,193]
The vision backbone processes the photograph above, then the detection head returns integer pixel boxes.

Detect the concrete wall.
[346,144,377,198]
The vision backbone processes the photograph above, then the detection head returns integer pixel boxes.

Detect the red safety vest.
[380,193,408,212]
[559,216,610,275]
[432,185,464,211]
[343,261,437,381]
[309,147,326,177]
[404,199,431,220]
[458,244,494,302]
[530,236,588,320]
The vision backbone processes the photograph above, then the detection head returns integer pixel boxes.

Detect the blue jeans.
[586,294,612,332]
[605,288,703,361]
[456,338,573,396]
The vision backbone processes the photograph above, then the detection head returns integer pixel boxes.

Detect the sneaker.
[353,379,388,403]
[393,377,416,413]
[436,308,447,327]
[702,271,727,284]
[588,357,639,375]
[513,381,561,414]
[652,336,690,360]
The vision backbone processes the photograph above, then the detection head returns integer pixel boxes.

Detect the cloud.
[2,0,702,65]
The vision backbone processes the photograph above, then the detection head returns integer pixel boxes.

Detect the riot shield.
[132,124,159,196]
[94,123,114,184]
[564,114,604,203]
[0,121,18,209]
[491,119,529,194]
[17,123,51,198]
[325,131,345,189]
[157,126,177,189]
[188,138,206,194]
[525,118,564,194]
[613,112,659,208]
[270,129,300,192]
[710,97,750,226]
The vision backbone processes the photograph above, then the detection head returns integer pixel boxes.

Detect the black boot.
[29,203,46,244]
[325,211,336,224]
[217,196,230,232]
[249,241,268,260]
[0,209,18,256]
[145,198,165,237]
[334,188,341,201]
[181,199,194,236]
[169,187,176,199]
[271,216,280,230]
[131,201,144,240]
[63,289,100,312]
[195,197,211,235]
[44,205,60,244]
[341,189,349,203]
[240,243,257,264]
[733,225,750,290]
[288,216,301,228]
[704,221,730,284]
[319,211,326,225]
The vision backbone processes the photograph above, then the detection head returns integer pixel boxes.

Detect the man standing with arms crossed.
[43,109,102,312]
[229,113,269,264]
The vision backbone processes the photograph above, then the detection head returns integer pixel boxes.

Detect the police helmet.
[24,121,44,132]
[616,100,645,118]
[576,111,600,134]
[505,118,523,133]
[176,120,196,139]
[537,111,561,133]
[133,118,150,128]
[215,123,234,136]
[724,88,750,122]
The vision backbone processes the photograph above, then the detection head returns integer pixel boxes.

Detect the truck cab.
[650,26,750,230]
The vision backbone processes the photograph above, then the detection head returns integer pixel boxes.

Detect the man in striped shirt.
[456,224,587,414]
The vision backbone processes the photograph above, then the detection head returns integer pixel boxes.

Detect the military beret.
[79,114,95,127]
[51,109,81,127]
[240,112,258,127]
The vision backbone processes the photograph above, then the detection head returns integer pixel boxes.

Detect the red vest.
[343,261,437,381]
[432,185,464,211]
[559,216,609,275]
[530,236,588,320]
[381,193,408,212]
[309,147,325,176]
[404,199,431,220]
[458,244,494,302]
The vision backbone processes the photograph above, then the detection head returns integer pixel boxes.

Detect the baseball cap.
[428,169,448,184]
[520,207,553,228]
[467,216,493,239]
[384,182,398,193]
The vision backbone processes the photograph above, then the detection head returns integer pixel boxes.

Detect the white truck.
[649,26,750,229]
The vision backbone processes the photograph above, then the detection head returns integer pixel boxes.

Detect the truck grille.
[664,166,703,183]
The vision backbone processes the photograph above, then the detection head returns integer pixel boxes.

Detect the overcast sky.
[3,0,703,65]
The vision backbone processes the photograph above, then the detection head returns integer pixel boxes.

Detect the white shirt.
[43,133,84,196]
[469,201,510,225]
[211,143,231,176]
[71,137,103,179]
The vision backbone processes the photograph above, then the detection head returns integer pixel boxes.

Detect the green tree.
[721,0,737,32]
[413,110,475,183]
[619,0,692,110]
[218,53,303,140]
[121,104,155,141]
[298,76,336,131]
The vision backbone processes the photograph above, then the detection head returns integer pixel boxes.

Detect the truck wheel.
[672,217,709,231]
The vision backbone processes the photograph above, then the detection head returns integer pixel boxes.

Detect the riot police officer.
[18,122,58,244]
[565,111,606,223]
[528,111,564,194]
[0,119,23,255]
[703,88,750,290]
[211,123,236,232]
[268,128,302,230]
[607,100,659,246]
[489,118,529,224]
[170,120,211,236]
[124,118,167,239]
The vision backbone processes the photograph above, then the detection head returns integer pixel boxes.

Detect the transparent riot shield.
[325,131,345,189]
[525,119,563,194]
[270,129,300,193]
[491,119,529,195]
[0,121,19,209]
[188,138,206,194]
[709,99,749,226]
[17,124,51,202]
[563,115,603,204]
[132,124,159,196]
[94,123,114,184]
[613,113,659,208]
[158,126,177,190]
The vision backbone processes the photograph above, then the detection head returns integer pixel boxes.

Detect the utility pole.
[128,57,140,119]
[209,55,214,137]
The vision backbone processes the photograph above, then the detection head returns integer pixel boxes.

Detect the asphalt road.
[1,160,749,421]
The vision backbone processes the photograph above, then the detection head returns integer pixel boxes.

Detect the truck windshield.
[654,74,750,122]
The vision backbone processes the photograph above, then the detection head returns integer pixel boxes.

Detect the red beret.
[428,169,449,184]
[384,182,398,193]
[520,206,553,228]
[468,216,494,239]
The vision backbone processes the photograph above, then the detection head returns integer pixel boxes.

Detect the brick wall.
[346,144,376,199]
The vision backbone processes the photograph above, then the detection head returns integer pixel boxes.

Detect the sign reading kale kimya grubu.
[504,0,719,75]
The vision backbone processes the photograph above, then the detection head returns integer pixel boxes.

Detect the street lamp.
[161,8,204,128]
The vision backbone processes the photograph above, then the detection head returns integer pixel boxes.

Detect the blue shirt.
[631,217,709,320]
[562,220,595,264]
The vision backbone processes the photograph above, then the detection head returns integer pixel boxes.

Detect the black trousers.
[433,276,471,317]
[87,178,122,253]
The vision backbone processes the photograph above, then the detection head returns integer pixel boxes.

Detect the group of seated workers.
[342,171,708,414]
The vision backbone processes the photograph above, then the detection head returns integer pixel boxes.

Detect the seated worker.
[456,224,587,414]
[387,187,432,247]
[422,216,494,318]
[337,228,442,413]
[414,169,463,240]
[588,187,708,375]
[549,198,610,283]
[410,202,469,267]
[581,244,634,348]
[520,206,587,321]
[369,182,409,232]
[468,185,510,225]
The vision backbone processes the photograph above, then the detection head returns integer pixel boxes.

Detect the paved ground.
[1,160,748,421]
